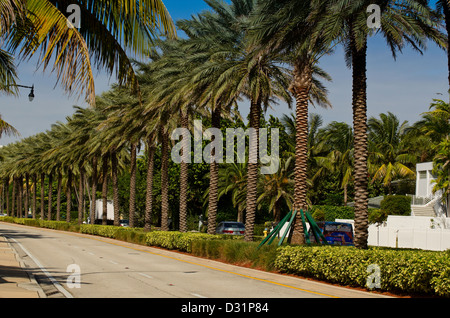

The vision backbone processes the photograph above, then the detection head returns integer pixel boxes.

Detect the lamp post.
[4,84,35,101]
[15,84,35,102]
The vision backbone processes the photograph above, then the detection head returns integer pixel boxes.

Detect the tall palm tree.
[436,0,450,92]
[320,0,445,249]
[179,0,295,238]
[249,0,333,244]
[2,0,175,105]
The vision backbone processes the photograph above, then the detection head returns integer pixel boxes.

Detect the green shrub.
[312,208,325,222]
[144,231,230,252]
[380,195,412,216]
[368,208,388,225]
[191,239,279,271]
[310,205,354,221]
[275,245,450,297]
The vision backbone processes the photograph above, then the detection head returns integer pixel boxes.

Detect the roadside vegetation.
[1,215,449,297]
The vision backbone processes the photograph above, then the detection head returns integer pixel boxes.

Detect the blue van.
[309,222,354,246]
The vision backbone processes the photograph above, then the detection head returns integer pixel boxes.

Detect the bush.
[275,245,450,297]
[191,239,279,271]
[380,195,412,216]
[368,209,387,225]
[310,205,354,221]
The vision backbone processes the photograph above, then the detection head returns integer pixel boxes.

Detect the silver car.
[216,221,245,235]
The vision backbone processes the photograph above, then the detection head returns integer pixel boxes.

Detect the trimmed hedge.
[275,245,450,297]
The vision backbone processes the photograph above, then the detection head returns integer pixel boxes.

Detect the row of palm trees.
[221,104,449,225]
[1,0,450,249]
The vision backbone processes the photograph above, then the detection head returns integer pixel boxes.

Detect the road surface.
[0,222,390,300]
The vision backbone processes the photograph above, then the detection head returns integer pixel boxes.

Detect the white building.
[410,162,448,217]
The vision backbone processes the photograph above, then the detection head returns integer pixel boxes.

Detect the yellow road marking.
[1,222,339,298]
[85,235,339,298]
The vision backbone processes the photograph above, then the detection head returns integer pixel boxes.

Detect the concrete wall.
[337,216,450,251]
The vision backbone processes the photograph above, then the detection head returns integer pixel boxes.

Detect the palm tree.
[2,0,175,105]
[319,0,445,249]
[314,121,354,205]
[368,112,416,194]
[432,138,450,216]
[215,161,248,223]
[436,0,450,92]
[249,0,334,244]
[179,0,296,238]
[257,157,294,222]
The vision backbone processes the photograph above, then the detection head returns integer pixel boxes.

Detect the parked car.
[216,221,245,235]
[120,219,129,227]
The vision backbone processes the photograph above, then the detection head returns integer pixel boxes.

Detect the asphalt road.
[0,222,390,300]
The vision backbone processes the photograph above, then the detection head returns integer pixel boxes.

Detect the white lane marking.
[6,236,73,298]
[191,293,207,298]
[109,260,118,265]
[138,273,153,279]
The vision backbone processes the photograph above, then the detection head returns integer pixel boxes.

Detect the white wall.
[337,216,450,251]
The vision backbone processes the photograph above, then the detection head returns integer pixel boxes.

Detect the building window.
[419,171,427,179]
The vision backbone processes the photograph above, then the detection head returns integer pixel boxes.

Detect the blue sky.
[0,0,448,146]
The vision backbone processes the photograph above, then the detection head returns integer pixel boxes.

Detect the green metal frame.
[258,209,328,249]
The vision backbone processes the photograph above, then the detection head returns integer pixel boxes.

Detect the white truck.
[94,199,114,224]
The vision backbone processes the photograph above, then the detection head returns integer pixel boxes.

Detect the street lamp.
[16,84,35,102]
[5,84,35,102]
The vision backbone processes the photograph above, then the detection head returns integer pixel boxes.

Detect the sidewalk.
[0,236,43,298]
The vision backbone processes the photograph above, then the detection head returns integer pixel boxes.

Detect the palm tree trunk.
[1,179,5,215]
[90,156,98,225]
[32,174,37,219]
[443,1,450,92]
[102,154,109,225]
[144,141,155,232]
[5,178,9,216]
[244,99,261,242]
[179,112,189,233]
[274,201,281,222]
[56,172,62,221]
[40,172,45,219]
[78,166,85,225]
[25,173,29,217]
[351,30,369,250]
[66,169,72,222]
[111,151,120,227]
[289,58,313,245]
[11,177,16,217]
[207,106,222,235]
[47,171,53,221]
[18,176,23,218]
[343,183,348,206]
[161,131,170,231]
[129,143,137,228]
